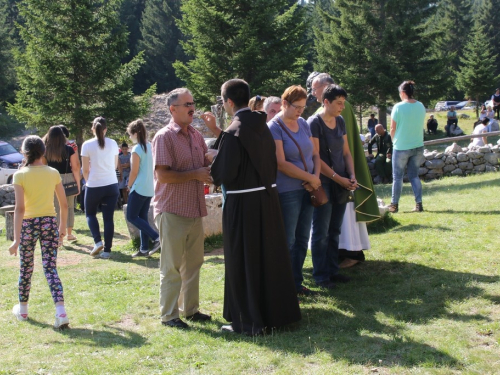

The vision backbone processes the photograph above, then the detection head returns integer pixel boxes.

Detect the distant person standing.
[367,114,378,136]
[81,117,120,259]
[491,89,500,119]
[152,88,212,329]
[125,119,161,257]
[118,142,131,204]
[43,126,80,242]
[387,81,426,213]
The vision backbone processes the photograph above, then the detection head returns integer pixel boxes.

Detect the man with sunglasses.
[152,88,213,329]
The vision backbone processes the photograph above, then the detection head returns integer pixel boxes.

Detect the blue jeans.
[310,182,348,284]
[85,183,119,252]
[391,147,424,204]
[279,188,314,290]
[126,190,159,251]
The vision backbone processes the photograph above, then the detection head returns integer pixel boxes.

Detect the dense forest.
[0,0,499,134]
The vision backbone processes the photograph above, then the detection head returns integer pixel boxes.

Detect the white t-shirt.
[470,124,487,148]
[81,137,119,187]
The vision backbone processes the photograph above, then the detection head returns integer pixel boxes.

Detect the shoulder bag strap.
[277,117,308,173]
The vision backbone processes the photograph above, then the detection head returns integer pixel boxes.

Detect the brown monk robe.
[211,109,301,336]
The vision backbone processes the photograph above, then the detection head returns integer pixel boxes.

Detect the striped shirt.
[152,120,208,218]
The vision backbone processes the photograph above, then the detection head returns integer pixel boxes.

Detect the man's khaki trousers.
[155,212,204,322]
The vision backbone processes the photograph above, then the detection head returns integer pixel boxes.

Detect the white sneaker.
[12,304,28,321]
[54,314,70,329]
[149,239,161,256]
[99,251,111,259]
[90,241,104,256]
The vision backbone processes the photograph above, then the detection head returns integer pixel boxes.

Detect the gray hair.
[166,88,191,106]
[263,96,281,112]
[313,73,335,85]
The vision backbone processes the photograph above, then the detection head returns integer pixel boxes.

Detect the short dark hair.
[221,79,250,108]
[322,84,347,102]
[121,142,128,148]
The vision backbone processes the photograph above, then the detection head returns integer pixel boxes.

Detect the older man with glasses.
[152,88,214,329]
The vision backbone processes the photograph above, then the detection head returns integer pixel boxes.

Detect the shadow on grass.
[425,209,500,215]
[195,260,497,370]
[367,213,400,234]
[26,319,146,348]
[389,223,452,232]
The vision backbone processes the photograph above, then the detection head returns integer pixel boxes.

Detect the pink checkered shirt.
[152,120,209,218]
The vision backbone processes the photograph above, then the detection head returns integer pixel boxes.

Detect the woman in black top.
[43,126,81,241]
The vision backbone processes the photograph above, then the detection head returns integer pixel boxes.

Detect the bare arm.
[70,152,81,195]
[342,134,357,187]
[155,165,212,184]
[118,156,123,182]
[274,140,321,189]
[128,152,140,188]
[312,137,356,190]
[55,182,68,246]
[8,184,25,256]
[390,118,397,140]
[82,156,90,182]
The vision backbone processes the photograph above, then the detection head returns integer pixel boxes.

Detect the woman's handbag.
[277,119,328,207]
[63,154,79,196]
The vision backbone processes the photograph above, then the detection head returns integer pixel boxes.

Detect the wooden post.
[6,210,14,241]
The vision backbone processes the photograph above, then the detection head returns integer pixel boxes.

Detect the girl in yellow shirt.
[8,136,70,329]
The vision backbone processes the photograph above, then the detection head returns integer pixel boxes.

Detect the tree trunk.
[6,210,14,241]
[358,105,363,133]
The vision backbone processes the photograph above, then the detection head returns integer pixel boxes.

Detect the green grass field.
[0,169,499,374]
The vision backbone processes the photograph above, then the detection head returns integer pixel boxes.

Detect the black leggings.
[494,105,500,119]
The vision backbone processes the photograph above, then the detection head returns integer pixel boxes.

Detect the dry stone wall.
[0,185,15,207]
[367,142,500,183]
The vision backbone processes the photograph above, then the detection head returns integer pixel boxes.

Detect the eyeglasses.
[172,101,196,108]
[311,85,326,94]
[287,101,306,111]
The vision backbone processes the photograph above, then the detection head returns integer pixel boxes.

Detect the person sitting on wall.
[445,106,458,136]
[426,115,438,134]
[368,124,393,183]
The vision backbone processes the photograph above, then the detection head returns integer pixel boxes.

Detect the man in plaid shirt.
[152,88,213,329]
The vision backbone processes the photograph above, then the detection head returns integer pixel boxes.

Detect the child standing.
[8,136,70,329]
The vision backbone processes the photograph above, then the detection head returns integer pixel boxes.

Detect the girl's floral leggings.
[18,216,64,303]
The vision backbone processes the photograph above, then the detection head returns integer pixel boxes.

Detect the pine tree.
[136,0,184,93]
[430,0,473,97]
[120,0,147,61]
[478,0,500,81]
[174,0,308,107]
[8,0,154,147]
[456,20,499,118]
[0,0,17,104]
[314,0,448,127]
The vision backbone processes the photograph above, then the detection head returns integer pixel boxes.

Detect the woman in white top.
[81,117,119,259]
